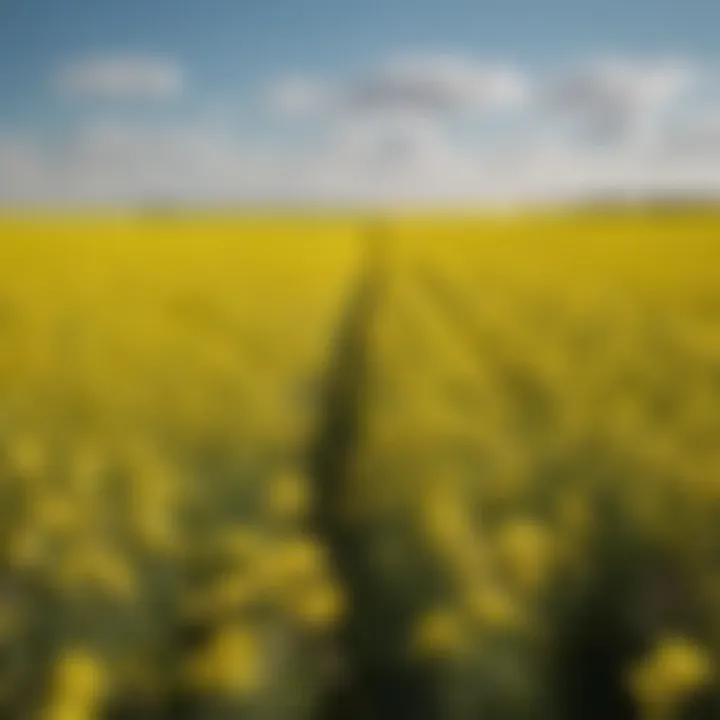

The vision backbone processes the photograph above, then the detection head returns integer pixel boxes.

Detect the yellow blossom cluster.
[1,211,720,719]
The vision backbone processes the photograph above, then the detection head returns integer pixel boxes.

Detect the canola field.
[1,211,720,720]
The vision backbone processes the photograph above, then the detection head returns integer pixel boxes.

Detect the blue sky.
[2,0,720,204]
[2,0,718,113]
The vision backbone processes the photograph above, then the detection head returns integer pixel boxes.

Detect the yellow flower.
[88,549,136,600]
[7,527,46,570]
[68,442,105,496]
[48,649,108,707]
[412,608,466,660]
[216,528,267,560]
[494,519,553,593]
[41,698,96,720]
[465,584,524,632]
[133,504,177,554]
[55,546,136,601]
[37,496,78,537]
[187,626,265,696]
[8,434,46,480]
[263,536,328,590]
[556,491,592,539]
[290,581,345,630]
[628,636,714,720]
[197,572,257,618]
[421,484,477,558]
[266,470,310,522]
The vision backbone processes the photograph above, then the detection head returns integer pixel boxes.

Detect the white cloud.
[545,57,696,146]
[301,115,489,204]
[3,52,720,207]
[0,121,265,204]
[666,108,720,157]
[0,116,488,206]
[268,77,330,118]
[0,134,48,199]
[54,55,184,100]
[269,52,528,120]
[3,111,720,208]
[340,53,528,115]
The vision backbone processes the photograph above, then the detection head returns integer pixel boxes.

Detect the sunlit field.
[1,211,720,720]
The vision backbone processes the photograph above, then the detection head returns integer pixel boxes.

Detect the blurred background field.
[1,211,720,719]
